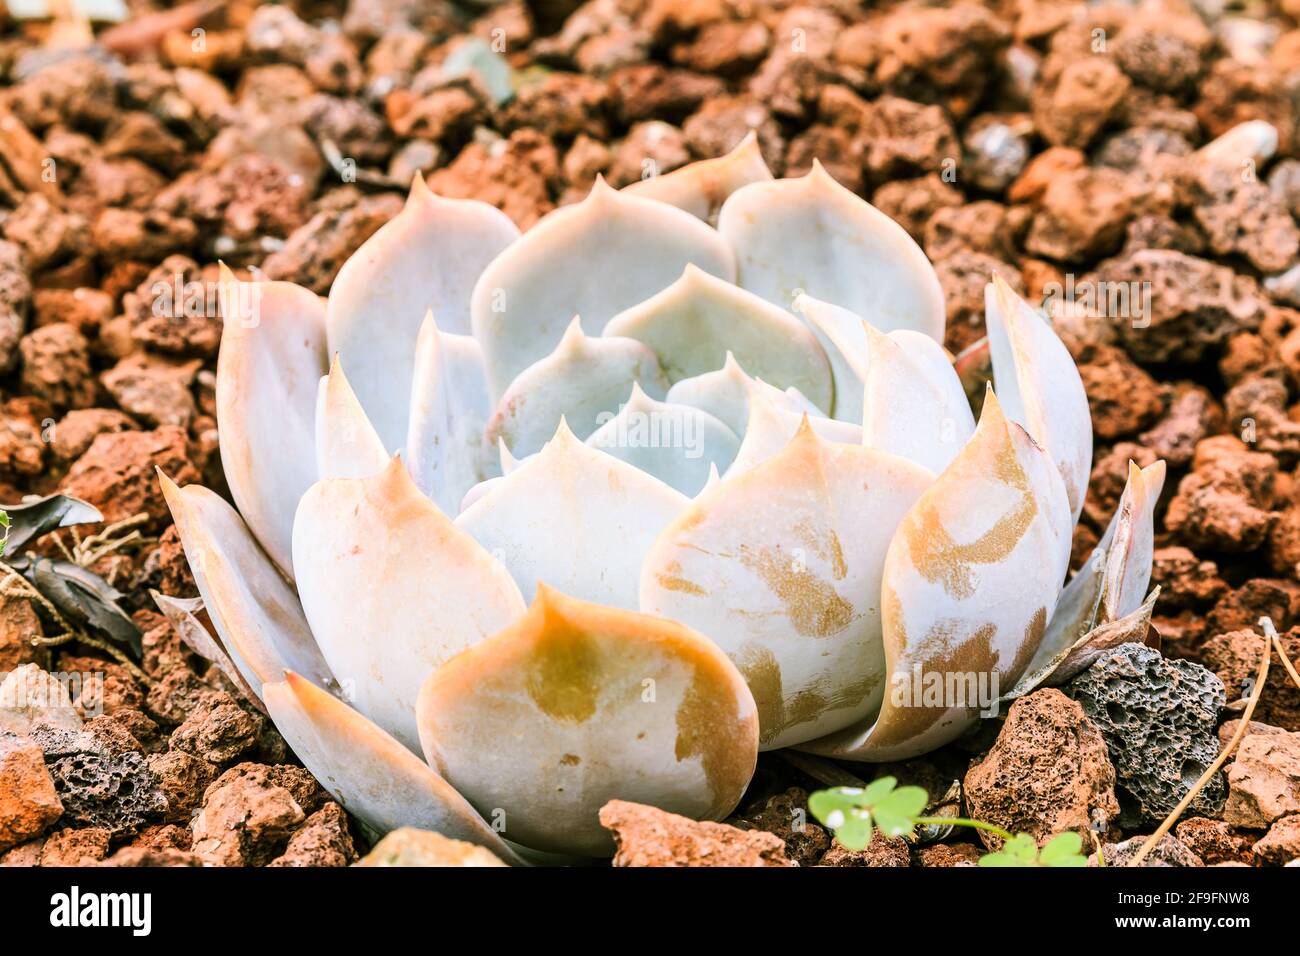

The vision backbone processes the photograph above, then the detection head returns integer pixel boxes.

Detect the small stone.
[268,803,356,867]
[0,591,45,673]
[169,691,263,765]
[1203,629,1300,732]
[19,323,96,411]
[600,799,795,867]
[1074,343,1165,440]
[38,826,110,865]
[1032,55,1131,149]
[1067,643,1226,824]
[1252,814,1300,864]
[916,842,983,867]
[0,733,63,851]
[1164,440,1277,553]
[101,354,201,430]
[428,129,560,230]
[1175,817,1255,865]
[1138,384,1223,469]
[818,832,910,867]
[1094,834,1203,867]
[355,827,508,867]
[62,426,199,531]
[963,689,1119,850]
[0,664,83,736]
[727,787,828,866]
[101,847,202,867]
[1223,731,1300,828]
[1150,546,1227,610]
[49,409,137,466]
[1025,167,1131,262]
[263,189,404,294]
[35,727,165,837]
[147,751,216,824]
[191,765,308,866]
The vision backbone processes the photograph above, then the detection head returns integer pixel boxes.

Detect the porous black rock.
[1067,642,1226,825]
[30,726,166,836]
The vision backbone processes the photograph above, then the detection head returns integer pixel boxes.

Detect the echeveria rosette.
[161,135,1164,861]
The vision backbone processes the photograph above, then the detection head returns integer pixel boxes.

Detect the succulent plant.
[162,136,1164,861]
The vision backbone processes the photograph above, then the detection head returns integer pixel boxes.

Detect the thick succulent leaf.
[456,419,689,610]
[486,317,668,458]
[603,264,833,413]
[861,323,975,474]
[152,592,266,713]
[327,175,519,449]
[586,383,740,496]
[1098,460,1167,623]
[406,313,497,515]
[1,493,102,554]
[217,267,327,578]
[641,421,933,750]
[160,473,335,698]
[265,671,528,865]
[471,176,736,400]
[292,457,526,753]
[792,294,870,423]
[459,476,501,513]
[622,132,772,223]
[665,352,821,437]
[986,275,1092,523]
[314,356,388,480]
[726,393,861,477]
[416,585,759,857]
[800,392,1072,761]
[717,162,945,343]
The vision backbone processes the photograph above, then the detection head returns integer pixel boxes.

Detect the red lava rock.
[1095,250,1265,365]
[429,129,560,229]
[1223,731,1300,828]
[727,787,829,866]
[31,287,113,336]
[1074,343,1165,440]
[1191,166,1300,274]
[1164,439,1278,553]
[2,194,90,272]
[48,408,137,467]
[682,94,783,169]
[871,173,963,244]
[100,846,202,867]
[169,691,264,765]
[1032,55,1131,149]
[38,826,111,865]
[0,592,46,673]
[101,353,201,429]
[121,822,192,852]
[0,734,63,851]
[263,188,405,294]
[1150,547,1227,611]
[386,79,486,145]
[1175,817,1255,865]
[963,689,1119,850]
[915,841,983,866]
[1025,167,1131,262]
[58,655,145,719]
[157,154,311,243]
[937,248,1022,354]
[1008,145,1085,204]
[606,120,690,187]
[267,802,357,867]
[861,95,959,179]
[1203,629,1300,731]
[19,323,97,411]
[121,256,224,358]
[606,65,724,127]
[1138,383,1224,468]
[1252,814,1300,865]
[499,72,609,143]
[191,762,325,866]
[600,799,795,867]
[91,207,199,262]
[1207,579,1300,636]
[672,20,769,78]
[147,751,217,824]
[1195,60,1296,156]
[923,200,1023,263]
[1225,376,1300,461]
[61,425,199,530]
[0,399,48,481]
[818,832,910,867]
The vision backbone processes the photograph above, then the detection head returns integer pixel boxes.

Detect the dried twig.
[1271,629,1300,694]
[1126,616,1274,867]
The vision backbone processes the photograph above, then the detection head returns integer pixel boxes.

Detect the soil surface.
[2,0,1300,867]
